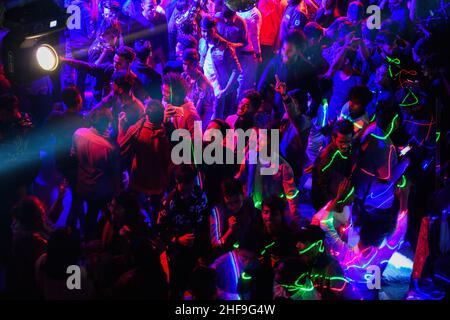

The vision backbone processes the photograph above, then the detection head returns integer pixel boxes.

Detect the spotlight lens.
[36,45,58,71]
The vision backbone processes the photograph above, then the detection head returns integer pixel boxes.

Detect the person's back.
[119,100,171,195]
[131,61,163,101]
[73,108,120,199]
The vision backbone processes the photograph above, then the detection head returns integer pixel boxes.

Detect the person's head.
[88,106,113,133]
[182,48,200,74]
[141,0,158,20]
[261,195,286,235]
[102,0,120,22]
[376,30,397,56]
[347,1,364,25]
[134,39,152,63]
[44,228,81,280]
[0,93,20,123]
[331,120,354,155]
[348,85,373,119]
[175,0,188,11]
[176,35,198,60]
[189,266,218,300]
[375,104,401,134]
[175,164,197,196]
[221,178,244,214]
[281,30,307,64]
[108,190,143,226]
[296,225,326,265]
[11,196,46,231]
[204,119,229,144]
[114,46,136,72]
[304,22,324,45]
[375,64,392,88]
[99,19,121,46]
[222,1,236,18]
[237,90,261,118]
[200,15,218,43]
[61,86,83,112]
[111,71,135,96]
[145,99,164,124]
[162,72,188,105]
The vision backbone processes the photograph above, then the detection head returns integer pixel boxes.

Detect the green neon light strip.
[399,89,419,107]
[370,114,399,140]
[233,242,239,249]
[260,241,276,256]
[286,189,300,200]
[370,114,376,123]
[386,56,400,65]
[298,240,324,255]
[396,175,407,188]
[337,186,355,204]
[321,150,348,172]
[341,114,362,129]
[436,132,441,142]
[241,272,252,280]
[321,217,334,224]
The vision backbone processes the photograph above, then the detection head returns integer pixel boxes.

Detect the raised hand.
[273,74,287,96]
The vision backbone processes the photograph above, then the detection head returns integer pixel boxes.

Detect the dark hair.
[145,99,164,124]
[88,106,113,131]
[189,266,217,299]
[200,15,216,30]
[61,86,81,109]
[208,118,230,137]
[102,0,120,12]
[44,228,81,280]
[134,40,152,62]
[348,85,373,107]
[112,71,135,92]
[221,178,243,198]
[376,30,395,45]
[283,30,307,50]
[115,46,136,63]
[242,90,262,112]
[182,48,200,63]
[177,35,198,50]
[162,72,188,105]
[11,196,45,231]
[175,164,197,184]
[99,19,121,39]
[262,195,286,216]
[332,119,354,138]
[304,22,323,40]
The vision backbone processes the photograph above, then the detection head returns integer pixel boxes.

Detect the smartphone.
[399,145,412,157]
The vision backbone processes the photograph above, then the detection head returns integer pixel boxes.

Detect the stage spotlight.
[36,44,59,71]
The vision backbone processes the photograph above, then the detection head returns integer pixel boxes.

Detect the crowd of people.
[0,0,448,300]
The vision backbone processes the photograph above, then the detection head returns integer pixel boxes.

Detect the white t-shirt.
[203,43,221,96]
